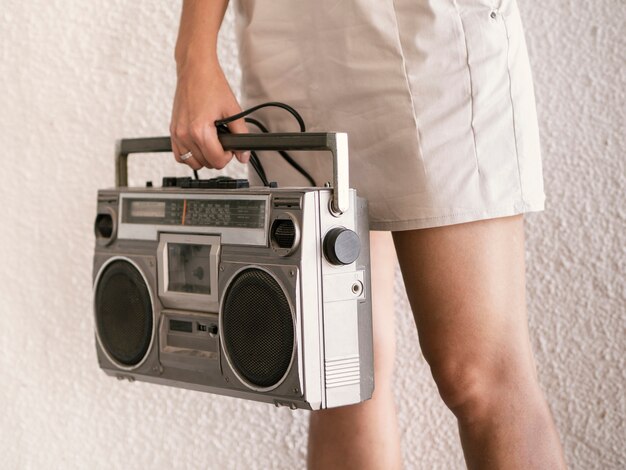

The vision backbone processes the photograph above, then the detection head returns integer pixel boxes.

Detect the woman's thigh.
[368,230,398,380]
[391,215,538,409]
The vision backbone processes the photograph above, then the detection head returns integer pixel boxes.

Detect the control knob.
[323,227,361,265]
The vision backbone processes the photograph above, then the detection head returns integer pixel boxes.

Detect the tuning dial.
[323,227,361,265]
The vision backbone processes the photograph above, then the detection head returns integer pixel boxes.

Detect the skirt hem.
[368,197,545,231]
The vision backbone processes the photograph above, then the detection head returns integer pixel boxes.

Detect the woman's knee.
[425,346,539,423]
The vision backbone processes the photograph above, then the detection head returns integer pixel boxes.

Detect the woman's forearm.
[175,0,229,73]
[170,0,248,170]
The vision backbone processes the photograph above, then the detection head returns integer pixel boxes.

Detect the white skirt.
[233,0,545,231]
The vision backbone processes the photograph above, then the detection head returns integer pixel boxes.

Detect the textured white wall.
[0,0,624,468]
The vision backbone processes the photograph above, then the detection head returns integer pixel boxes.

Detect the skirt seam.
[452,0,481,175]
[388,0,429,182]
[501,11,526,205]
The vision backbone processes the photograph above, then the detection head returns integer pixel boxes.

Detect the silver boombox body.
[93,133,373,410]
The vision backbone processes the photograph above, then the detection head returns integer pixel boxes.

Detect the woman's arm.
[174,0,227,69]
[170,0,249,171]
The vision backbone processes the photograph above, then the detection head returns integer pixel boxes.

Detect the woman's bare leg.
[392,215,566,469]
[307,230,403,470]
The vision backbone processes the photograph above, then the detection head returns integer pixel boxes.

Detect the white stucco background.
[0,0,624,468]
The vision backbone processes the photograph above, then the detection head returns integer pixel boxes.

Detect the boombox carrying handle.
[115,132,350,215]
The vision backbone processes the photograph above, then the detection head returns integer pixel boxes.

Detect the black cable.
[212,101,315,187]
[249,150,270,186]
[244,117,317,187]
[216,101,306,132]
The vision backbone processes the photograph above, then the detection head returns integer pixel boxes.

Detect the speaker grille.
[95,260,153,367]
[222,268,294,388]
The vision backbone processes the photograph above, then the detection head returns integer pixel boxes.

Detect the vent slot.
[325,355,361,389]
[169,319,193,333]
[273,197,301,209]
[95,213,114,239]
[271,219,296,249]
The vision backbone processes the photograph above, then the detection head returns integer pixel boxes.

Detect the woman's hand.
[170,60,250,171]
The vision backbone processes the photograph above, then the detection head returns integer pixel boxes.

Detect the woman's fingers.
[174,122,216,169]
[192,123,233,170]
[224,103,251,164]
[171,136,204,171]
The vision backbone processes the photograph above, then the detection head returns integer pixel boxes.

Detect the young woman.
[170,1,567,468]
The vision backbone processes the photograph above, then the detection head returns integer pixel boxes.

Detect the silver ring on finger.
[180,151,193,162]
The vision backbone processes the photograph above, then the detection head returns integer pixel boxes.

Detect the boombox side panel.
[355,195,374,400]
[319,190,374,408]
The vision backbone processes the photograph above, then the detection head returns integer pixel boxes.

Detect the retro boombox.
[92,132,373,410]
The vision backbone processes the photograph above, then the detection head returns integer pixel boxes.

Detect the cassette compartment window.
[167,243,211,294]
[157,233,221,312]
